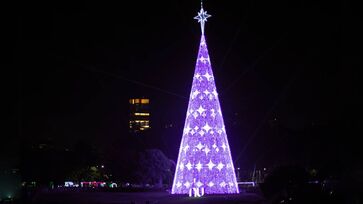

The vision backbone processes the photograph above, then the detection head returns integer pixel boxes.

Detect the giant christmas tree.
[171,3,239,195]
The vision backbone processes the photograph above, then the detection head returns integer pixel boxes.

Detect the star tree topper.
[194,1,211,35]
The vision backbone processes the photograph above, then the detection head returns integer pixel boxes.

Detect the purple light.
[171,34,239,195]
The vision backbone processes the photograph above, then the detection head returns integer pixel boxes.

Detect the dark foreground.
[30,191,265,204]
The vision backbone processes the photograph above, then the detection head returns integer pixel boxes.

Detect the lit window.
[135,113,150,116]
[141,99,149,104]
[135,120,149,123]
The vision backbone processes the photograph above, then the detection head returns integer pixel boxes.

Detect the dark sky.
[5,0,358,170]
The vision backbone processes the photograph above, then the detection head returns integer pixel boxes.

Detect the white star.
[212,143,217,149]
[221,143,227,151]
[215,147,219,152]
[195,161,203,172]
[212,89,218,97]
[183,125,191,135]
[207,160,215,170]
[186,162,193,170]
[183,145,189,153]
[188,108,194,117]
[184,181,191,188]
[193,111,199,119]
[176,181,182,188]
[199,56,208,64]
[195,73,201,79]
[217,162,224,171]
[199,95,204,100]
[198,130,205,136]
[222,125,226,133]
[209,94,214,100]
[220,181,226,187]
[202,123,212,133]
[201,112,207,117]
[196,181,203,188]
[179,162,184,171]
[196,105,206,115]
[194,6,211,35]
[194,126,199,131]
[229,182,234,187]
[208,181,214,187]
[203,72,213,81]
[203,90,210,95]
[217,129,223,135]
[203,146,210,155]
[190,129,196,135]
[210,130,214,134]
[187,111,191,117]
[191,90,200,99]
[196,142,204,150]
[210,109,217,118]
[211,112,216,118]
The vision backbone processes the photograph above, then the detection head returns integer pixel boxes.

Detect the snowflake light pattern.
[171,5,239,195]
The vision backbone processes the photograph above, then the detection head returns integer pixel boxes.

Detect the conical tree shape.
[172,35,239,194]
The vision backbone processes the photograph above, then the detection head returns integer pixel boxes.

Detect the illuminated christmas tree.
[171,3,239,195]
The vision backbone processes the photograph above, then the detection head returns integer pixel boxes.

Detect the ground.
[31,191,265,204]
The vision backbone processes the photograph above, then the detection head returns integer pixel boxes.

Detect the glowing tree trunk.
[171,34,239,195]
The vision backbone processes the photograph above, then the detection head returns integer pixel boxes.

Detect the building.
[129,98,150,132]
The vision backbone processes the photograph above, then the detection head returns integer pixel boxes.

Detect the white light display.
[171,3,239,195]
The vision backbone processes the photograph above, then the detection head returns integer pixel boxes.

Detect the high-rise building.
[129,98,151,132]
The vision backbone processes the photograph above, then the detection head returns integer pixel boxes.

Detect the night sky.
[5,0,358,170]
